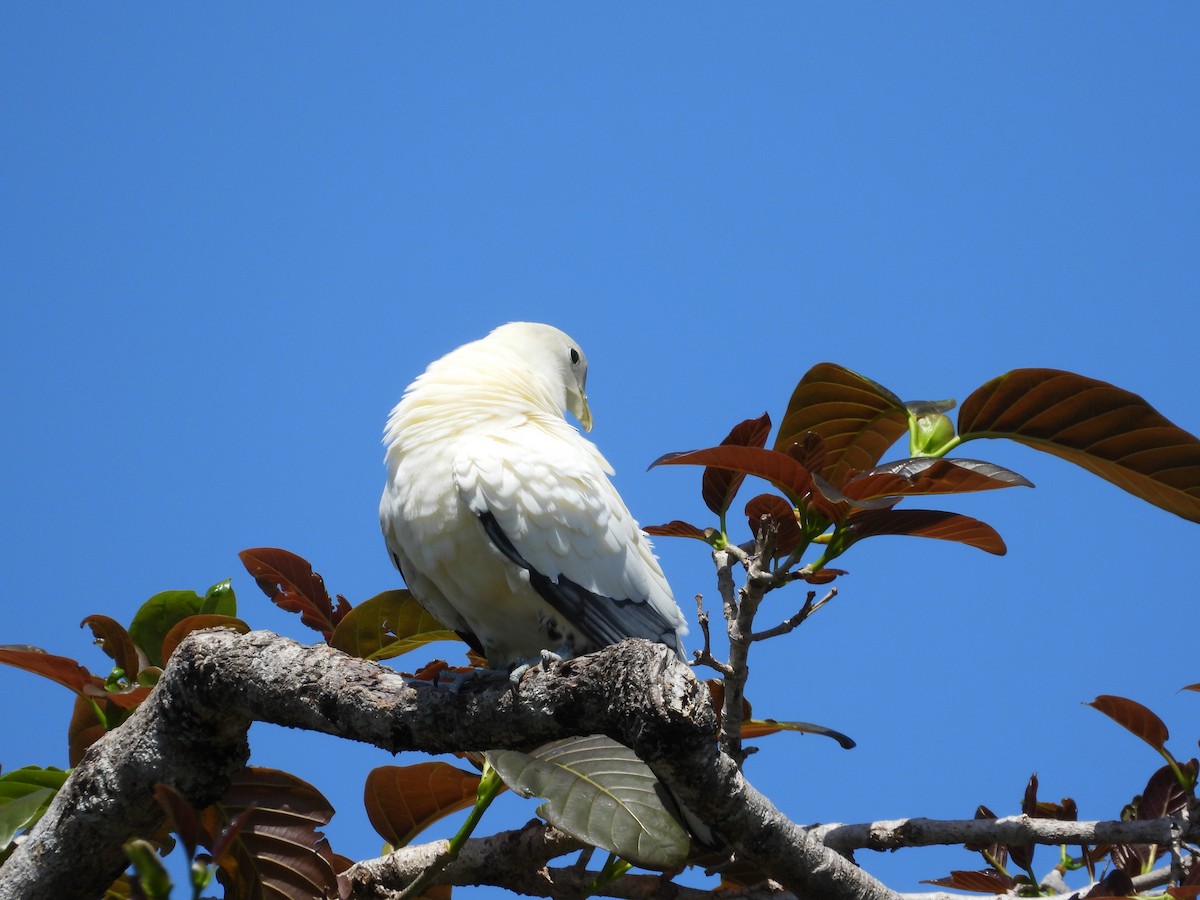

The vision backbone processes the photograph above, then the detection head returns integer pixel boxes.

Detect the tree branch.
[0,629,896,900]
[809,814,1200,854]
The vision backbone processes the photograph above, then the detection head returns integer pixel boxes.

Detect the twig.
[749,589,837,642]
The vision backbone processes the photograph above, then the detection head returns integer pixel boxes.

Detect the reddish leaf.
[1135,760,1197,819]
[797,568,845,584]
[922,869,1015,893]
[740,719,856,749]
[211,766,342,900]
[161,615,251,665]
[705,679,752,729]
[650,446,813,505]
[1181,683,1200,693]
[959,368,1200,522]
[842,457,1032,501]
[744,494,803,559]
[80,615,142,680]
[847,509,1007,555]
[0,646,100,696]
[701,413,772,518]
[782,430,829,475]
[774,363,909,487]
[364,763,484,848]
[68,694,110,766]
[1087,695,1169,752]
[1084,869,1137,898]
[238,548,350,640]
[642,520,712,541]
[154,784,204,859]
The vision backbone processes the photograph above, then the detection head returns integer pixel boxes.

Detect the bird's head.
[489,322,593,432]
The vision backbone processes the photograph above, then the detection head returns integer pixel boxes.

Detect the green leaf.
[124,838,172,900]
[958,368,1200,522]
[0,766,69,849]
[329,590,459,661]
[201,579,237,616]
[128,590,207,669]
[487,734,690,870]
[0,788,55,852]
[774,363,909,486]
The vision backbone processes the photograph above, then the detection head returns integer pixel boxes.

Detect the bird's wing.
[453,421,685,658]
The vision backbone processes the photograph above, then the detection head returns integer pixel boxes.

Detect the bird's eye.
[570,348,580,365]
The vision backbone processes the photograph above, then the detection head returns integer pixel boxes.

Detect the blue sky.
[3,4,1198,895]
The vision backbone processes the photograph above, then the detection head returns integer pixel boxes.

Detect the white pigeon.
[379,321,687,669]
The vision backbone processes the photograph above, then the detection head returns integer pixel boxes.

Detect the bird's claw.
[507,649,565,698]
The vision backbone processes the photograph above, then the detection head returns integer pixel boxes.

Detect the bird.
[379,321,687,671]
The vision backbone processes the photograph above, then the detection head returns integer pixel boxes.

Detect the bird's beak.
[571,390,593,432]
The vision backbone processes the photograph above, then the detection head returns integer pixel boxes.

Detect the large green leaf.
[128,591,209,669]
[958,369,1200,522]
[774,363,909,486]
[329,590,459,661]
[487,734,690,870]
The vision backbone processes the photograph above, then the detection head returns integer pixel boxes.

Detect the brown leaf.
[364,763,485,848]
[842,457,1032,501]
[847,509,1007,555]
[79,615,142,680]
[1086,695,1169,752]
[68,694,110,766]
[650,446,813,505]
[1134,760,1197,819]
[921,869,1015,893]
[774,363,909,487]
[781,430,829,475]
[161,615,250,665]
[212,766,342,900]
[741,719,856,749]
[238,548,350,640]
[642,520,711,541]
[0,646,101,696]
[744,494,803,559]
[701,413,771,518]
[1085,868,1137,898]
[1181,682,1200,693]
[959,368,1200,522]
[153,784,205,859]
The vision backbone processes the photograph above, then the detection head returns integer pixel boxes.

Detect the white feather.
[379,322,686,668]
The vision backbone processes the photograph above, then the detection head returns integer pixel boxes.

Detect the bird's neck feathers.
[383,344,571,450]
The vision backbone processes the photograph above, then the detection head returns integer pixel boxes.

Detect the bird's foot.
[507,649,565,697]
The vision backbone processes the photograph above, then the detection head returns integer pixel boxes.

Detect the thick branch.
[0,629,894,900]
